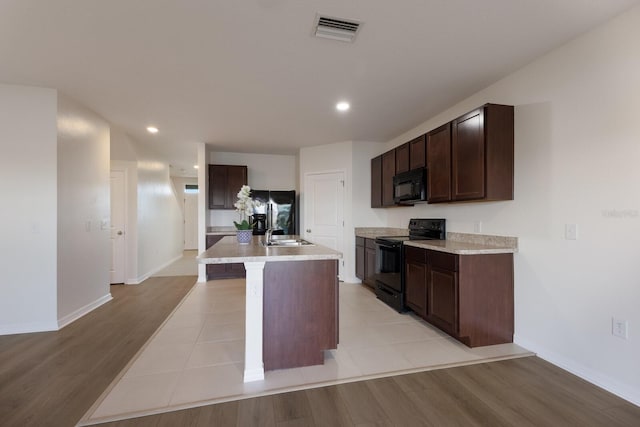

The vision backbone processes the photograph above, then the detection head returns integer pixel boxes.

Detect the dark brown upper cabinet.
[381,149,396,206]
[426,123,452,203]
[451,104,513,202]
[208,164,248,209]
[369,103,513,208]
[395,142,410,174]
[409,135,426,169]
[371,155,383,208]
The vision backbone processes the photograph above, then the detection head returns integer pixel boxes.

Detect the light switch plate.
[612,317,628,339]
[565,223,578,240]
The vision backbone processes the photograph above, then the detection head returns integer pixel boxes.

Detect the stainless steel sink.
[261,238,315,247]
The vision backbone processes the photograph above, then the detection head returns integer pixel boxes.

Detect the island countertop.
[197,235,342,264]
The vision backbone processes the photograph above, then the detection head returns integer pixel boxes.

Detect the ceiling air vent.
[313,15,361,43]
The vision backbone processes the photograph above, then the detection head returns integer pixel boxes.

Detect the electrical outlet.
[565,224,578,240]
[612,317,628,339]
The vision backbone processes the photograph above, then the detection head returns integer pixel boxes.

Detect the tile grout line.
[76,278,202,426]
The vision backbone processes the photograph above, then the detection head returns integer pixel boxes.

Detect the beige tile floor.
[152,250,199,277]
[81,278,533,425]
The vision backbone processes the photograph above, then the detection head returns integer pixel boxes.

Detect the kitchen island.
[197,235,342,382]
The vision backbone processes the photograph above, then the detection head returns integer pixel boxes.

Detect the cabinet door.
[381,150,396,206]
[208,165,227,209]
[206,234,224,249]
[226,166,248,208]
[427,266,458,336]
[409,135,426,170]
[405,247,427,318]
[355,242,365,280]
[371,156,383,208]
[364,244,377,288]
[426,123,452,203]
[227,262,246,276]
[207,263,227,279]
[452,108,485,201]
[395,142,410,174]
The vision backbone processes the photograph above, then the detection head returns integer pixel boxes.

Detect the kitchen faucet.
[265,228,273,245]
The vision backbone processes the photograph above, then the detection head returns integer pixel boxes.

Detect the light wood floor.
[1,276,638,427]
[0,276,196,427]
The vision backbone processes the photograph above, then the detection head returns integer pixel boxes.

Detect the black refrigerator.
[250,190,296,235]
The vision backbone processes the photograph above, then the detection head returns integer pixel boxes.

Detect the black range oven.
[374,218,446,312]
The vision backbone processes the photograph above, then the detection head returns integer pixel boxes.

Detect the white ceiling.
[1,0,637,177]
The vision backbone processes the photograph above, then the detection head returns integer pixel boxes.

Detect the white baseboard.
[57,293,113,329]
[0,320,59,336]
[131,253,183,285]
[514,334,640,406]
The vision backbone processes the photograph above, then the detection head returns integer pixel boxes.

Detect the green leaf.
[233,220,251,230]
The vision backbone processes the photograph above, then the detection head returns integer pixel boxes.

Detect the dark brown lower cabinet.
[404,246,514,347]
[355,237,378,289]
[427,266,458,336]
[355,237,365,280]
[404,246,427,318]
[205,235,246,280]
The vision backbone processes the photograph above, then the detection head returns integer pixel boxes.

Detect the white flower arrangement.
[233,185,259,230]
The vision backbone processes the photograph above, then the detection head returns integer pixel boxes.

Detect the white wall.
[381,5,640,404]
[208,151,298,226]
[110,126,138,161]
[136,157,184,281]
[56,95,112,326]
[172,176,198,218]
[110,131,139,284]
[197,143,208,282]
[172,176,198,249]
[352,141,388,227]
[0,84,58,334]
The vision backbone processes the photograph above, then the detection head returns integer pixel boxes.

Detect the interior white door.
[304,171,345,278]
[184,192,198,250]
[110,170,126,284]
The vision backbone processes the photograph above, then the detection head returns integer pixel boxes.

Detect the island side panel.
[262,259,338,371]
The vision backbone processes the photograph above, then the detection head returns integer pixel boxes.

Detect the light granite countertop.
[355,228,518,255]
[197,235,342,264]
[354,227,409,239]
[412,232,518,254]
[206,226,237,236]
[404,239,516,255]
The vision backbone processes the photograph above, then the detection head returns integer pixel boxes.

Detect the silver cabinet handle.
[306,229,312,233]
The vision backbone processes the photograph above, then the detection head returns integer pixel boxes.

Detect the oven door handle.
[375,241,402,249]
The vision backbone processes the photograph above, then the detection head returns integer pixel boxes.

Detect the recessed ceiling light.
[193,165,199,169]
[147,126,159,134]
[336,101,350,112]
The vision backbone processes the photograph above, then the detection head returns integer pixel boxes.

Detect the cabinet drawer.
[365,238,376,249]
[428,250,458,271]
[356,237,365,247]
[405,246,426,264]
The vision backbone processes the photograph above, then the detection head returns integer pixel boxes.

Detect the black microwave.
[393,167,427,204]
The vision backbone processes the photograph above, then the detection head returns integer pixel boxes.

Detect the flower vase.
[236,229,253,244]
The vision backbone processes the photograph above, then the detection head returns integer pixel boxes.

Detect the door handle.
[117,231,123,236]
